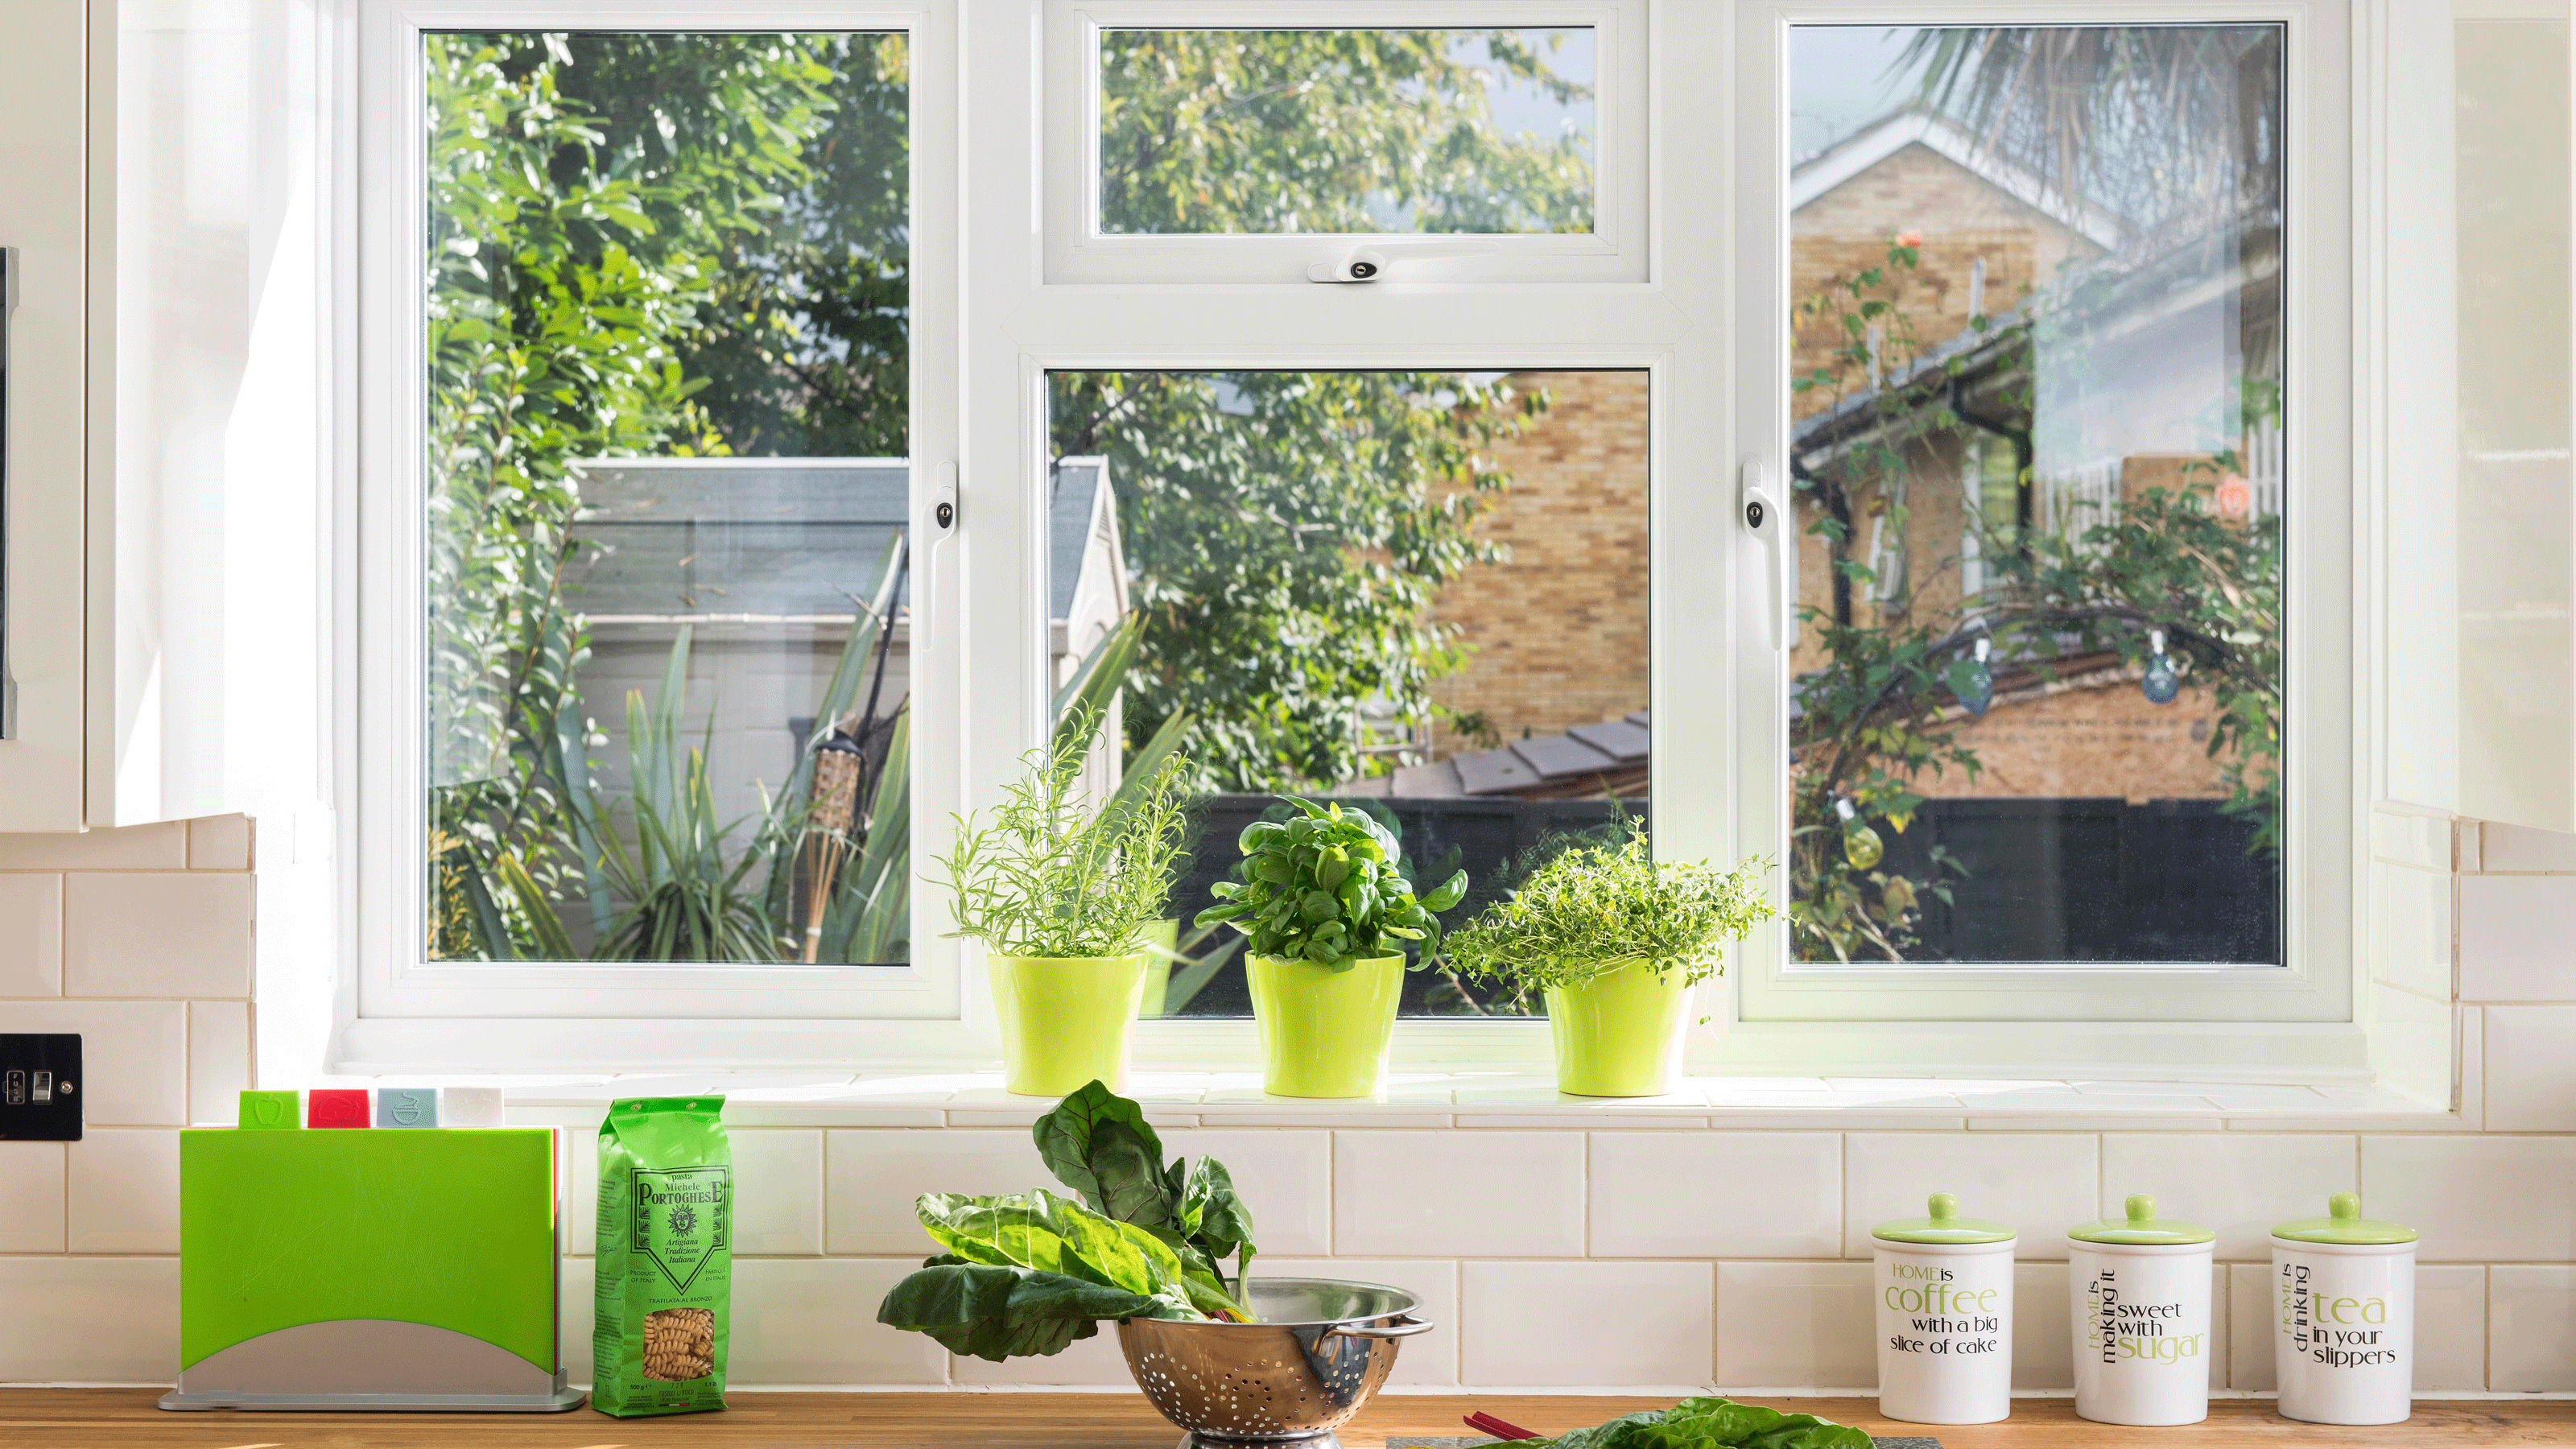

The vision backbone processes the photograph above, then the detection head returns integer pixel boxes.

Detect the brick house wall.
[1425,370,1652,759]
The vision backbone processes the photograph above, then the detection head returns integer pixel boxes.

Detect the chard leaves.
[1032,1080,1260,1288]
[876,1188,1252,1361]
[1528,1397,1873,1449]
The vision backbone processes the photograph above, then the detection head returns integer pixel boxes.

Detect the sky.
[1790,27,1927,162]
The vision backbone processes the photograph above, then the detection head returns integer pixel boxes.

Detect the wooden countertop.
[10,1391,2576,1448]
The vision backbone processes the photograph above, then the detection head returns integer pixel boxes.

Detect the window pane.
[423,31,912,965]
[1786,26,2285,964]
[1098,29,1595,234]
[1046,370,1649,1017]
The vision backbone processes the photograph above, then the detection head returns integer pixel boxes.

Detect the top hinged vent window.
[1044,1,1649,283]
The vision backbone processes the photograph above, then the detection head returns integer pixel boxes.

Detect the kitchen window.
[344,0,2374,1076]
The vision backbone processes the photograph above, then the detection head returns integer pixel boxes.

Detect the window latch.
[1307,240,1498,283]
[1741,458,1790,652]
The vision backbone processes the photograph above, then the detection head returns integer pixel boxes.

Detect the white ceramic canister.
[2271,1192,2417,1426]
[1871,1193,2016,1425]
[2066,1194,2215,1426]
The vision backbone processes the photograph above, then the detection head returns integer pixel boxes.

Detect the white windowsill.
[277,1069,2459,1131]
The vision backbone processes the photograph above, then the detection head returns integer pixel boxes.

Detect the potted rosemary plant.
[938,712,1191,1096]
[1195,799,1466,1097]
[1444,819,1773,1097]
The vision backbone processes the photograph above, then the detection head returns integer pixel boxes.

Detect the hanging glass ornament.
[1953,636,1994,716]
[2141,628,2181,705]
[1835,798,1884,869]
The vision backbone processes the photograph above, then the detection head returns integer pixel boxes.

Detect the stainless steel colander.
[1117,1278,1431,1447]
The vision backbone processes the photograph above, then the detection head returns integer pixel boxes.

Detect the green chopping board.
[177,1128,558,1371]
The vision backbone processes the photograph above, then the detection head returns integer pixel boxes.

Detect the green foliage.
[1099,29,1592,234]
[877,1084,1262,1361]
[1195,799,1468,972]
[1034,1081,1258,1288]
[422,31,893,959]
[1444,819,1777,999]
[1053,372,1540,792]
[936,710,1194,959]
[1527,1396,1873,1449]
[582,630,788,961]
[1787,240,2282,962]
[874,1189,1249,1361]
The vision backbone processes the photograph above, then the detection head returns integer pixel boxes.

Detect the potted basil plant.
[1195,799,1466,1098]
[1444,819,1773,1097]
[938,712,1191,1095]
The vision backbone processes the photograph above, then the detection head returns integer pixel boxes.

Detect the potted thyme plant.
[1444,819,1774,1097]
[1195,799,1466,1097]
[938,711,1191,1096]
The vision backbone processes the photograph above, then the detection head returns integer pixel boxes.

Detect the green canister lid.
[2272,1191,2417,1245]
[2068,1193,2215,1245]
[1872,1192,2017,1245]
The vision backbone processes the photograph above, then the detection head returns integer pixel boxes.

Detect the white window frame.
[1041,0,1653,284]
[1724,0,2363,1073]
[343,0,973,1067]
[334,0,2407,1084]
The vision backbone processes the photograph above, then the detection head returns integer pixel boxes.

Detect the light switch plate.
[1,1034,81,1140]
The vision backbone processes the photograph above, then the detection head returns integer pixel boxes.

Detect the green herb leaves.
[1443,817,1775,998]
[1526,1396,1872,1449]
[935,707,1193,959]
[875,1083,1261,1362]
[1196,798,1467,972]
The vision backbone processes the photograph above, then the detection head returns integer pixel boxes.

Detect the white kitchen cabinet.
[0,0,330,832]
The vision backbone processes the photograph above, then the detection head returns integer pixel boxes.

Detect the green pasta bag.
[593,1096,732,1417]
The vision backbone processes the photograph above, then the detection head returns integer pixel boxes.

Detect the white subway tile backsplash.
[559,1256,593,1386]
[731,1258,947,1385]
[1715,1262,1874,1389]
[0,874,63,996]
[0,1143,65,1252]
[0,1257,179,1382]
[1589,1131,1838,1258]
[1336,1132,1583,1258]
[1843,1133,2097,1261]
[63,872,252,998]
[2099,1133,2356,1261]
[0,823,187,872]
[2372,861,2452,1001]
[2479,1005,2576,1129]
[2227,1262,2274,1391]
[2415,1264,2487,1393]
[186,1001,250,1125]
[2372,807,2452,871]
[825,1129,1046,1255]
[2459,874,2576,1001]
[187,815,253,871]
[1160,1129,1331,1255]
[1253,1258,1460,1387]
[733,1129,824,1256]
[2364,1135,2576,1261]
[6,1001,186,1125]
[2489,1265,2576,1391]
[2479,820,2576,873]
[2013,1261,2071,1391]
[1462,1260,1711,1388]
[67,1129,180,1253]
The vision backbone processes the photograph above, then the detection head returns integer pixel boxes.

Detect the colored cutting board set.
[158,1089,581,1413]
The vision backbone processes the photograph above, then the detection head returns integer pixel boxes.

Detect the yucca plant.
[588,629,790,961]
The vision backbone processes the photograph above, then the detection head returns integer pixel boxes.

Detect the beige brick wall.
[1427,371,1651,757]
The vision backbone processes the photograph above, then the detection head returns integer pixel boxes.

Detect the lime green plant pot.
[1546,961,1693,1097]
[1247,952,1403,1098]
[990,954,1147,1096]
[1137,919,1179,1019]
